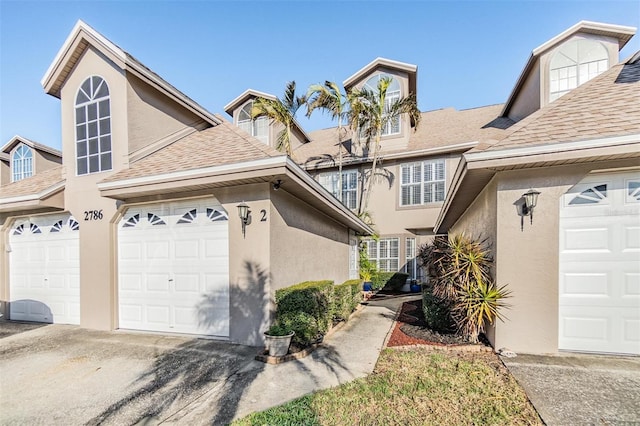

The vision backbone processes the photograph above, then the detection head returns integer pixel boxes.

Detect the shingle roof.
[102,120,283,183]
[295,104,512,165]
[0,166,64,198]
[480,60,640,152]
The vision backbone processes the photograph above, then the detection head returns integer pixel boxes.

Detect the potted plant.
[410,279,422,293]
[264,323,295,357]
[360,270,373,292]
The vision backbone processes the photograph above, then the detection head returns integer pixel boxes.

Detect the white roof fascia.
[41,20,125,89]
[0,180,65,204]
[224,89,277,114]
[97,156,287,190]
[532,21,636,56]
[343,57,417,88]
[284,157,374,235]
[2,135,63,157]
[464,134,640,164]
[42,20,220,126]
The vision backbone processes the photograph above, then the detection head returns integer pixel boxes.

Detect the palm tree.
[251,81,306,159]
[348,76,421,216]
[306,81,349,204]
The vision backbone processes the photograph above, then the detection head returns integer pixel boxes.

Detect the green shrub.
[265,322,293,337]
[277,311,320,346]
[371,272,409,291]
[422,284,454,333]
[333,279,363,321]
[275,280,334,335]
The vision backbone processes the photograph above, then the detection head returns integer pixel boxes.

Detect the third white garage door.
[118,198,229,337]
[559,171,640,355]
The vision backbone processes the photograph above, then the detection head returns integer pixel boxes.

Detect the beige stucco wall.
[450,159,640,354]
[34,150,63,175]
[269,187,350,289]
[508,61,541,122]
[126,73,204,154]
[0,159,9,186]
[60,46,129,330]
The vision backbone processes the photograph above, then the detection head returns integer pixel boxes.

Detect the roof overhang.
[2,135,62,157]
[0,181,66,213]
[435,133,640,233]
[0,153,9,162]
[501,21,637,117]
[98,156,373,235]
[343,58,418,96]
[41,20,221,126]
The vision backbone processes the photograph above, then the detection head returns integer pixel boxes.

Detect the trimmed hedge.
[333,279,363,321]
[275,280,334,346]
[371,272,409,291]
[273,279,364,347]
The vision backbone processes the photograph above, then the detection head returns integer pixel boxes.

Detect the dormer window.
[238,102,269,145]
[75,76,112,175]
[549,39,608,102]
[363,73,401,136]
[12,144,33,182]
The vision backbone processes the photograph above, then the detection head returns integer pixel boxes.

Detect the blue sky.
[1,0,639,151]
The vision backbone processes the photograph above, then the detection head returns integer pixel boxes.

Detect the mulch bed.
[386,299,492,350]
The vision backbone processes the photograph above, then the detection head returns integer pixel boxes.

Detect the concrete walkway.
[502,352,640,425]
[166,292,417,424]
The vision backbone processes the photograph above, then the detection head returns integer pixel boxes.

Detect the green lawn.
[233,348,541,426]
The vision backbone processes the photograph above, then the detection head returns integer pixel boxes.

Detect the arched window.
[75,76,112,175]
[12,144,33,182]
[549,39,608,102]
[238,102,269,145]
[363,73,401,136]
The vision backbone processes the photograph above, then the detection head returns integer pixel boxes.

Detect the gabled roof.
[436,56,640,233]
[223,88,312,143]
[0,153,9,162]
[343,58,417,96]
[501,21,637,117]
[296,104,512,169]
[0,166,65,212]
[2,135,62,158]
[41,20,221,126]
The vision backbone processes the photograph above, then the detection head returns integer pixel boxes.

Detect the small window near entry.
[364,237,399,272]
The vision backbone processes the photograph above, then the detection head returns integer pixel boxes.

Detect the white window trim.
[238,101,269,145]
[74,75,112,176]
[404,237,417,280]
[11,144,33,182]
[400,159,446,206]
[365,237,399,272]
[318,169,358,210]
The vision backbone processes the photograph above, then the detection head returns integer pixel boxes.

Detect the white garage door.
[559,171,640,355]
[9,214,80,324]
[118,198,229,337]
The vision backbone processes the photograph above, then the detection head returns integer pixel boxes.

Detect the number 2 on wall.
[260,209,267,222]
[84,210,104,221]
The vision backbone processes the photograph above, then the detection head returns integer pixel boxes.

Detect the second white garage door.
[559,171,640,355]
[118,198,230,337]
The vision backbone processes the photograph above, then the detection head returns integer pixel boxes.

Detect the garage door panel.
[118,199,229,337]
[560,171,640,355]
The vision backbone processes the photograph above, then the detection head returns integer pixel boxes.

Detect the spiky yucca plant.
[418,233,510,343]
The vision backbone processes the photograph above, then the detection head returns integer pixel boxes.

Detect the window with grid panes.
[365,237,399,272]
[12,144,33,182]
[318,170,358,210]
[405,238,417,279]
[549,39,608,102]
[75,76,112,175]
[363,73,401,136]
[400,159,445,205]
[238,101,269,145]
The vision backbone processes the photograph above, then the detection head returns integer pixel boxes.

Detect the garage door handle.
[168,279,174,282]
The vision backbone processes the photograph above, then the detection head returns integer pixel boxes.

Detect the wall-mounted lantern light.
[237,201,250,238]
[273,179,282,191]
[522,189,540,226]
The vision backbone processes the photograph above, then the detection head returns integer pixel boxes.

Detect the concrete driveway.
[502,352,640,425]
[0,324,259,425]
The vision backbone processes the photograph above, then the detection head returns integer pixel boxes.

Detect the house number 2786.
[84,210,104,221]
